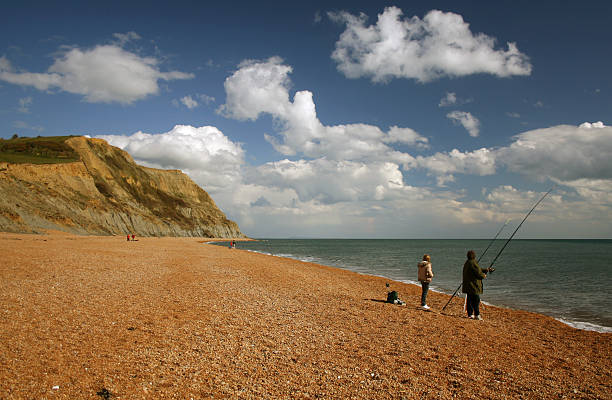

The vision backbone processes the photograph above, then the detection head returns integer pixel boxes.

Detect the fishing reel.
[487,267,496,274]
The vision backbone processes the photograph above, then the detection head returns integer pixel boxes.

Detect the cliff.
[0,136,244,238]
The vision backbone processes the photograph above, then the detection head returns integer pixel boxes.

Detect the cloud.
[484,185,560,211]
[506,112,521,118]
[579,121,605,129]
[438,92,472,107]
[414,121,612,185]
[410,121,612,186]
[0,42,193,104]
[219,60,609,199]
[13,120,44,132]
[197,93,215,105]
[447,111,480,137]
[18,97,32,113]
[217,58,611,201]
[559,179,612,205]
[218,56,293,121]
[112,31,142,47]
[329,7,532,83]
[250,196,272,207]
[96,125,244,192]
[415,148,496,186]
[180,95,198,109]
[383,126,429,148]
[92,121,611,238]
[83,52,609,238]
[0,56,62,90]
[247,158,411,204]
[497,122,612,182]
[173,93,216,109]
[438,92,457,107]
[220,57,428,163]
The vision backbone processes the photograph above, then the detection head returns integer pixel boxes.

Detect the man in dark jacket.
[462,250,492,320]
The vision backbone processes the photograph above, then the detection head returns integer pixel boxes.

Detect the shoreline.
[1,232,610,398]
[227,245,612,334]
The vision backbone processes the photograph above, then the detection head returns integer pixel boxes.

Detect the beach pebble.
[1,232,610,399]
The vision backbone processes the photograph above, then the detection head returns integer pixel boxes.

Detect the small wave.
[397,279,421,286]
[245,249,274,257]
[555,318,612,333]
[298,256,319,263]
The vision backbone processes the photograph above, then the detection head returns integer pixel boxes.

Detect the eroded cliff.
[0,136,244,237]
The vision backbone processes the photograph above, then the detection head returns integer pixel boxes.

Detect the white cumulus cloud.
[0,40,193,104]
[180,95,198,109]
[97,125,244,192]
[112,31,142,46]
[497,122,612,182]
[579,121,605,129]
[247,158,409,204]
[329,7,532,83]
[219,57,427,163]
[416,148,496,186]
[173,94,215,109]
[438,92,457,107]
[447,111,480,137]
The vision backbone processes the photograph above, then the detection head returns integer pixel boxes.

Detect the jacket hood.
[418,261,430,268]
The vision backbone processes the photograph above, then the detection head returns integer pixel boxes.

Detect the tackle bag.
[386,290,399,303]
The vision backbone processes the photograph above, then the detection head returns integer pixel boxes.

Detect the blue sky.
[1,1,611,238]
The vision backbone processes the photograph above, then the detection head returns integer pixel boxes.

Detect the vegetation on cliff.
[0,135,80,164]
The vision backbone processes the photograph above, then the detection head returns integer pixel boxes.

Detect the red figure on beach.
[127,234,130,242]
[131,234,135,241]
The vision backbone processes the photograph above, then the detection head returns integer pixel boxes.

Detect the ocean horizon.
[213,238,612,333]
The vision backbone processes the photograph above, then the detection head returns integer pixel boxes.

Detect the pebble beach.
[0,232,610,399]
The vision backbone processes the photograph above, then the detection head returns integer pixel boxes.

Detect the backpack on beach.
[386,290,398,303]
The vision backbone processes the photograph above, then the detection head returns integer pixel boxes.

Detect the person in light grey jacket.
[417,254,434,309]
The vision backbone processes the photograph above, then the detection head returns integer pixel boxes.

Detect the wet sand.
[0,232,610,399]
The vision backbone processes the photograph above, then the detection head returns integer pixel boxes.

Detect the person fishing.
[462,250,493,320]
[417,254,433,310]
[442,186,556,314]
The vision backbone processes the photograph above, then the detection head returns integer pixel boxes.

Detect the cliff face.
[0,137,244,238]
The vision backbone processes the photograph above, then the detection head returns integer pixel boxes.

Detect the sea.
[213,239,612,333]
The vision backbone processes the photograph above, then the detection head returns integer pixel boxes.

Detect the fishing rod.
[479,219,511,263]
[441,218,510,311]
[441,185,555,312]
[485,185,555,273]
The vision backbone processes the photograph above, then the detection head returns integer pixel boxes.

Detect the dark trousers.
[420,281,430,306]
[466,293,481,316]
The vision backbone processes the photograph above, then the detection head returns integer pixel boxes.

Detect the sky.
[1,0,611,238]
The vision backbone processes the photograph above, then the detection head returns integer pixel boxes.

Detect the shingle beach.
[1,232,610,399]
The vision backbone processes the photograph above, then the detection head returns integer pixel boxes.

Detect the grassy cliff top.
[0,135,81,164]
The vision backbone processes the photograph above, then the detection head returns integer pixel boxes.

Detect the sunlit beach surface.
[0,232,610,398]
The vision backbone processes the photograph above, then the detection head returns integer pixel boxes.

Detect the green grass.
[0,136,81,164]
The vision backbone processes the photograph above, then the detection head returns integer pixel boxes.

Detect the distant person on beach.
[462,250,493,320]
[417,254,434,309]
[127,234,130,242]
[131,234,136,241]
